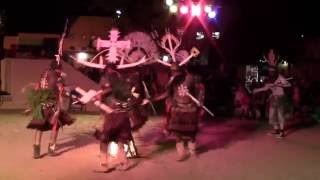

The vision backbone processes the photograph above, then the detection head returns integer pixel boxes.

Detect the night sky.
[1,0,319,63]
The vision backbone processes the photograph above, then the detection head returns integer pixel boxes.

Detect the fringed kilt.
[96,111,133,144]
[27,106,75,131]
[54,111,76,127]
[168,104,199,138]
[27,105,54,131]
[129,106,148,131]
[269,95,293,120]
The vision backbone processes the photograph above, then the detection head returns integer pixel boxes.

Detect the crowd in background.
[232,75,320,125]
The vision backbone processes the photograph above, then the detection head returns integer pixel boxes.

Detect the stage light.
[166,0,174,6]
[204,5,212,13]
[162,55,170,62]
[115,9,122,18]
[191,4,201,17]
[283,60,288,66]
[180,5,189,14]
[208,11,217,19]
[116,10,122,15]
[212,32,220,39]
[196,32,205,40]
[77,52,89,61]
[169,4,178,13]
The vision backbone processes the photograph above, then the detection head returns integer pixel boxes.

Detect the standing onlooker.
[253,49,291,138]
[234,85,251,118]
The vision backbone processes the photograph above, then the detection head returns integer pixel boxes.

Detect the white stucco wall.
[0,58,99,112]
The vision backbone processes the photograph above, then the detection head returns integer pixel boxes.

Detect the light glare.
[191,4,201,17]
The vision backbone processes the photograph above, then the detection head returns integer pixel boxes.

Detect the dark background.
[0,0,319,63]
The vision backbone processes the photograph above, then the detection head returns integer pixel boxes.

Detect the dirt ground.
[1,111,320,180]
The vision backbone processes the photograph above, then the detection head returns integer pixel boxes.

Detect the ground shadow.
[136,117,262,158]
[39,153,48,158]
[135,123,176,159]
[52,131,95,156]
[196,118,261,155]
[285,115,318,136]
[140,140,176,159]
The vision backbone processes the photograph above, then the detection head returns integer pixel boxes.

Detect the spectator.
[234,84,251,118]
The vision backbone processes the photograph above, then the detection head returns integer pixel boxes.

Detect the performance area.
[1,111,320,180]
[1,1,320,179]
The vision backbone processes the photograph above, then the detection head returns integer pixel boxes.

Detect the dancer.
[25,61,75,158]
[153,32,208,161]
[253,49,291,138]
[73,28,150,172]
[157,63,204,161]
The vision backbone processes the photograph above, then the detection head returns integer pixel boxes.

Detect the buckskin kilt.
[26,104,55,131]
[27,105,75,131]
[129,105,148,131]
[168,102,199,137]
[96,111,133,144]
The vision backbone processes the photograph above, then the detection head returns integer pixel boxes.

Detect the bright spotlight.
[180,5,189,14]
[166,0,174,6]
[116,10,122,15]
[208,11,217,19]
[191,4,201,17]
[169,4,178,13]
[204,5,212,13]
[283,60,288,66]
[162,55,170,62]
[77,52,89,61]
[115,9,122,18]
